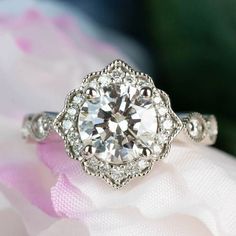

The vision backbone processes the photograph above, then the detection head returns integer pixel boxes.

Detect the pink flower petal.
[51,174,94,218]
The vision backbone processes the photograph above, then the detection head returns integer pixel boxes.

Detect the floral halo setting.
[53,59,183,188]
[22,60,217,189]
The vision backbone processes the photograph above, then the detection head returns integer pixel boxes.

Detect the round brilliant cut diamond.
[78,81,158,164]
[67,107,76,116]
[62,120,73,130]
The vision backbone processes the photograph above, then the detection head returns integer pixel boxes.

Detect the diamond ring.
[22,60,218,188]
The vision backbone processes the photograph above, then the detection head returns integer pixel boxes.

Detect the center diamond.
[78,82,158,164]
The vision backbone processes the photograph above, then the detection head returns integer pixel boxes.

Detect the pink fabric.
[37,141,236,236]
[0,5,236,236]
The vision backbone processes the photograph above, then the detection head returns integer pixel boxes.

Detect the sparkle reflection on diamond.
[163,119,173,129]
[67,108,76,116]
[73,95,83,104]
[153,95,162,104]
[138,160,149,170]
[78,83,158,164]
[98,74,111,86]
[63,120,73,130]
[158,107,168,116]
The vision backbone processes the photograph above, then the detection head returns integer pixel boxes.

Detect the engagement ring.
[22,60,218,188]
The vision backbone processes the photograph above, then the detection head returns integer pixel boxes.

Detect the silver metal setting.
[22,59,218,189]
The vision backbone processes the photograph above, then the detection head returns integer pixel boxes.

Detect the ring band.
[22,60,218,188]
[22,111,217,145]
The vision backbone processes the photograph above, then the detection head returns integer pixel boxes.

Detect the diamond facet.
[111,68,125,80]
[138,160,149,170]
[67,131,79,144]
[153,94,162,104]
[67,107,76,116]
[62,120,73,130]
[110,167,126,182]
[78,83,158,164]
[163,119,173,129]
[72,95,83,104]
[98,74,111,86]
[157,107,168,116]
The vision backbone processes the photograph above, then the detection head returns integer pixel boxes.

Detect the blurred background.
[56,0,236,155]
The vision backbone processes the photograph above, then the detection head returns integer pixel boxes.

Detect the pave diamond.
[98,74,111,86]
[62,120,73,130]
[78,82,158,164]
[163,119,173,129]
[157,107,168,116]
[67,107,77,116]
[153,94,162,104]
[110,167,126,182]
[111,68,125,80]
[67,131,79,144]
[84,157,100,174]
[72,95,83,104]
[72,144,82,156]
[137,160,149,170]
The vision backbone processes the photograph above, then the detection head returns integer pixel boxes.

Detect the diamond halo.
[54,60,183,188]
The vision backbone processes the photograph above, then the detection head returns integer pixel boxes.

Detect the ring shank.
[176,112,218,145]
[22,112,217,145]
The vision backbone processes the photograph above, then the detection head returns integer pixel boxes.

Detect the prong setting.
[83,145,95,157]
[85,87,98,99]
[142,147,152,157]
[140,87,152,97]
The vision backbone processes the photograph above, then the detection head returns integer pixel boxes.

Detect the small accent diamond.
[163,119,173,129]
[85,157,100,174]
[156,133,168,144]
[62,120,73,130]
[72,95,83,104]
[110,167,126,182]
[67,107,77,116]
[157,107,168,116]
[153,95,162,104]
[88,80,98,88]
[111,68,125,80]
[99,162,110,172]
[137,160,149,170]
[72,144,82,156]
[98,74,111,86]
[67,132,79,144]
[152,143,162,155]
